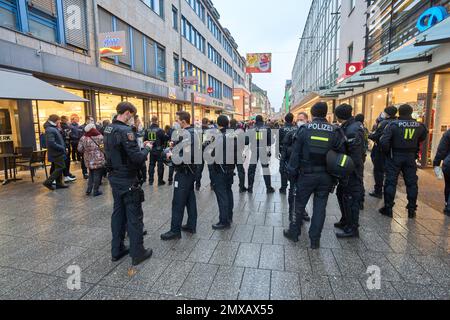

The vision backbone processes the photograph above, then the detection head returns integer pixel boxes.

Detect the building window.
[185,0,205,23]
[63,0,88,50]
[182,59,206,93]
[174,54,180,86]
[141,0,164,18]
[156,44,166,81]
[172,5,178,31]
[27,0,58,43]
[208,75,222,99]
[208,44,222,68]
[181,16,205,54]
[133,29,145,74]
[347,42,353,63]
[0,0,18,30]
[223,84,232,99]
[115,18,131,67]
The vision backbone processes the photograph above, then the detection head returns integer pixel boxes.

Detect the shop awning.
[415,17,450,46]
[0,68,88,102]
[337,83,365,89]
[360,63,400,76]
[379,43,437,65]
[346,75,379,83]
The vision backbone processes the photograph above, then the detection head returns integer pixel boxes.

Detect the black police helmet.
[384,106,398,118]
[335,104,353,121]
[311,102,328,118]
[398,104,413,117]
[326,150,355,179]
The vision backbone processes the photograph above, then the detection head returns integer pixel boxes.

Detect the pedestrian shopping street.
[0,160,449,301]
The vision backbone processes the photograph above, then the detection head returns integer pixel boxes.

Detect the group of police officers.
[103,100,428,266]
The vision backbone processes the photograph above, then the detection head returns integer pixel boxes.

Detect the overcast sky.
[213,0,313,112]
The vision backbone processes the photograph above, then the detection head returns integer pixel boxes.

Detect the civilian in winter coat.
[43,115,69,190]
[78,123,106,196]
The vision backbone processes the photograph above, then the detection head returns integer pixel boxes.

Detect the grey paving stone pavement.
[0,160,449,300]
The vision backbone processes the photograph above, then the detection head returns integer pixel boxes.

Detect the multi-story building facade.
[290,0,342,118]
[0,0,248,153]
[283,80,292,114]
[232,87,250,121]
[251,83,271,119]
[291,0,450,165]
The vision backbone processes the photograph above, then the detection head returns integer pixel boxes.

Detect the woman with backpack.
[78,123,106,197]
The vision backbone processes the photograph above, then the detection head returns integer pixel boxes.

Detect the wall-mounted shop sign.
[417,6,449,32]
[345,62,364,76]
[99,31,127,57]
[0,135,13,143]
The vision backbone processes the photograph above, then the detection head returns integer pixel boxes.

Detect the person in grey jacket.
[43,115,69,190]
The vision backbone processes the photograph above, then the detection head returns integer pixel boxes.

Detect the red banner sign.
[345,62,364,76]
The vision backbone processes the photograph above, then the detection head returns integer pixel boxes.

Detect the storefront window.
[125,97,144,119]
[97,93,123,122]
[431,71,450,162]
[365,88,388,130]
[390,77,429,123]
[33,88,86,149]
[0,99,19,155]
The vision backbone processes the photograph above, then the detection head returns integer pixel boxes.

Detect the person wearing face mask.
[297,112,309,127]
[103,102,154,266]
[368,107,398,199]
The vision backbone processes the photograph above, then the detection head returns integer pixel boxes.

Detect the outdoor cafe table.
[0,153,22,185]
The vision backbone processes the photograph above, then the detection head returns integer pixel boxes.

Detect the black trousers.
[444,165,450,208]
[87,168,103,193]
[248,153,271,189]
[384,153,418,210]
[168,165,175,182]
[109,176,145,259]
[170,170,198,233]
[294,172,334,241]
[371,147,386,195]
[211,168,234,224]
[149,152,164,183]
[280,159,289,190]
[46,155,65,185]
[236,164,246,189]
[195,163,205,187]
[70,141,81,162]
[337,171,363,229]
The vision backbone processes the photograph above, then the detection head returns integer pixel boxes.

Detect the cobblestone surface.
[0,159,449,300]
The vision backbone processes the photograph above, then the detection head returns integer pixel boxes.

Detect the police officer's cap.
[335,104,353,121]
[384,106,398,117]
[311,102,328,118]
[398,104,413,117]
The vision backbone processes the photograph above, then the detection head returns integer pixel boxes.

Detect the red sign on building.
[207,87,214,94]
[345,62,365,76]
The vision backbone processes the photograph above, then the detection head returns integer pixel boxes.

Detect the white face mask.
[297,121,305,127]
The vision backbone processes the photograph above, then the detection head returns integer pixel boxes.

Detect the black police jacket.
[171,125,201,168]
[144,124,167,152]
[206,127,237,172]
[433,129,450,167]
[369,118,396,145]
[104,120,150,179]
[281,124,300,162]
[340,117,365,172]
[279,123,298,157]
[253,122,272,149]
[380,117,428,154]
[288,118,345,173]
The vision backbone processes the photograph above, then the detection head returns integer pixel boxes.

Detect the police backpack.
[326,149,355,179]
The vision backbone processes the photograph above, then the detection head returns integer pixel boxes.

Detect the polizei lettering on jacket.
[307,123,334,132]
[398,121,421,128]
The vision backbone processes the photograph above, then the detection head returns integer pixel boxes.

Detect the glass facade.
[292,0,341,109]
[367,0,450,64]
[0,99,20,155]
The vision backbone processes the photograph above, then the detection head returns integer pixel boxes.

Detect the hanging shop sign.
[246,53,272,73]
[99,31,127,57]
[345,62,365,76]
[417,6,449,32]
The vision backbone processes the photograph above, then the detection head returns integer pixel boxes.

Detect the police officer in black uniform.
[103,102,153,266]
[379,104,428,218]
[161,111,200,240]
[368,106,398,198]
[145,116,168,186]
[247,115,275,194]
[208,115,237,229]
[286,102,345,248]
[230,119,247,193]
[281,113,311,225]
[279,113,298,195]
[333,104,365,238]
[433,129,450,216]
[195,118,210,191]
